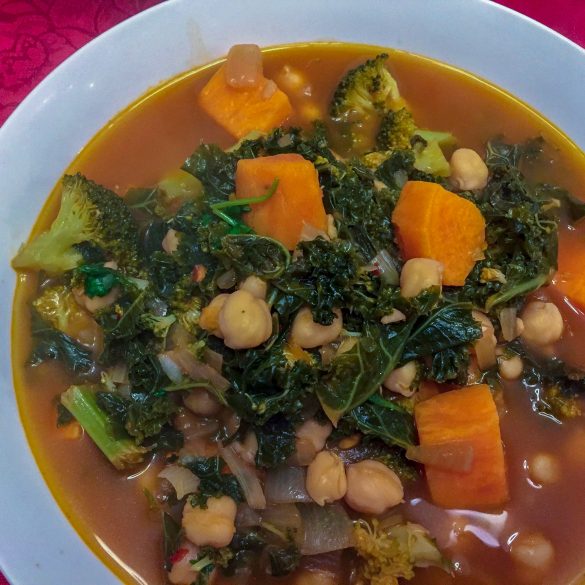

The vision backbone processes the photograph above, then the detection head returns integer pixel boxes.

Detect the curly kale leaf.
[275,238,359,325]
[181,456,243,505]
[220,234,290,279]
[254,415,297,468]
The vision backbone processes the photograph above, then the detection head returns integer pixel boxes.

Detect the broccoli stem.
[61,385,147,470]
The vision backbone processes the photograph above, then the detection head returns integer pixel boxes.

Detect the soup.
[11,43,585,585]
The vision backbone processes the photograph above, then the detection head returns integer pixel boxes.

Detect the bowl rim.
[1,1,585,584]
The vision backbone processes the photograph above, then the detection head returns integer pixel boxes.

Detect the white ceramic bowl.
[1,1,584,583]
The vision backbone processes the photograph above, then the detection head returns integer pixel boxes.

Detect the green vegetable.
[401,302,482,362]
[74,263,130,298]
[254,415,296,468]
[456,138,559,312]
[181,456,243,505]
[28,310,95,376]
[162,512,182,568]
[61,385,148,469]
[318,321,414,424]
[12,173,141,275]
[330,53,398,118]
[349,394,415,449]
[376,108,416,151]
[275,238,359,325]
[220,234,290,279]
[266,544,300,576]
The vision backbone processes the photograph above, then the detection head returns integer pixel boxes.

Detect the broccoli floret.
[353,519,449,585]
[12,173,141,275]
[139,313,177,339]
[173,296,202,335]
[376,108,416,151]
[61,385,148,470]
[330,54,399,121]
[33,285,86,333]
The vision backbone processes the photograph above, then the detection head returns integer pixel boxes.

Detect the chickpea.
[199,294,229,338]
[529,453,560,485]
[521,301,564,346]
[510,532,554,571]
[296,419,333,453]
[276,64,308,92]
[182,495,237,548]
[383,361,419,397]
[73,285,120,314]
[239,275,267,300]
[162,228,180,254]
[306,451,347,506]
[183,389,221,416]
[219,290,273,350]
[472,311,497,370]
[498,354,524,380]
[291,307,343,349]
[232,431,258,465]
[400,258,443,299]
[345,460,403,515]
[449,148,489,191]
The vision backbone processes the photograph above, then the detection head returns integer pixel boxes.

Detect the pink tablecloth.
[0,0,584,583]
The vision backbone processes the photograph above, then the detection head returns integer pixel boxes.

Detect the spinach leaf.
[220,234,290,279]
[254,415,296,468]
[317,321,414,424]
[349,394,415,449]
[29,311,94,376]
[75,264,124,298]
[181,456,243,505]
[402,303,481,362]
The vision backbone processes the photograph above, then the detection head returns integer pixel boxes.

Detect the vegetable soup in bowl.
[3,2,585,585]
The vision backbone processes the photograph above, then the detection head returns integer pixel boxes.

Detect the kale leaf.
[254,415,297,468]
[28,310,95,376]
[318,321,414,424]
[220,234,290,279]
[181,456,243,505]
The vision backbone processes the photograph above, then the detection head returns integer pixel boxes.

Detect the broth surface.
[11,43,585,585]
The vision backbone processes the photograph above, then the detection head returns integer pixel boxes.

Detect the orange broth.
[11,43,585,585]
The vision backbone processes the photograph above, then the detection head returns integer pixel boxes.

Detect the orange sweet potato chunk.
[414,384,509,510]
[235,154,327,250]
[554,228,585,309]
[198,65,293,138]
[392,181,486,286]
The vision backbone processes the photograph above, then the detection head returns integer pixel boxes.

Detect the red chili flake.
[191,264,207,283]
[170,547,188,564]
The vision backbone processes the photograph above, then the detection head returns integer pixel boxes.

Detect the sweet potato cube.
[198,65,293,138]
[392,181,486,286]
[414,384,509,510]
[235,154,327,250]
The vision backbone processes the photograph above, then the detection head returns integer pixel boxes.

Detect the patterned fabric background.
[0,0,583,583]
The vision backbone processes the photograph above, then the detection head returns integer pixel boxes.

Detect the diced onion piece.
[236,504,262,529]
[220,444,266,510]
[217,269,237,290]
[174,409,220,440]
[261,504,303,545]
[499,307,519,342]
[298,503,354,555]
[158,464,200,499]
[225,44,263,88]
[166,348,230,393]
[108,363,129,384]
[369,249,400,285]
[265,466,313,504]
[158,353,183,383]
[406,440,474,473]
[203,348,224,373]
[300,221,330,242]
